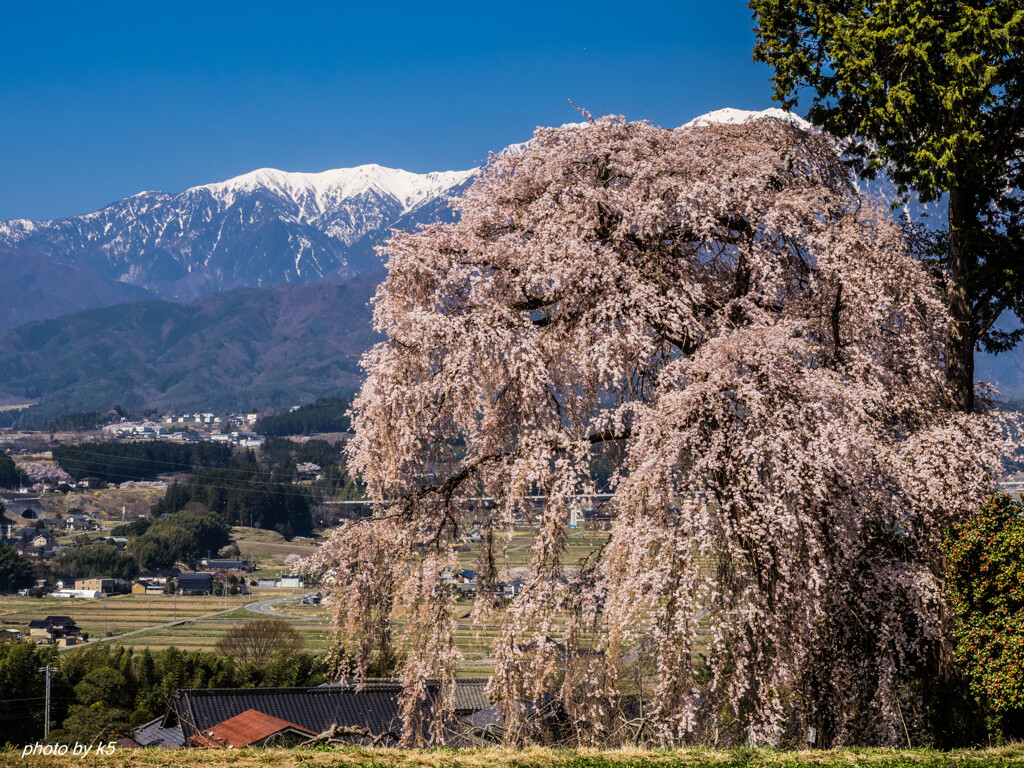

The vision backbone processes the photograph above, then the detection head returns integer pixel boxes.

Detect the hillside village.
[0,401,590,750]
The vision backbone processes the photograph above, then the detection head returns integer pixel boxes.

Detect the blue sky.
[0,2,776,220]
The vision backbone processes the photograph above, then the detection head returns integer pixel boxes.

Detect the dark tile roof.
[166,681,491,746]
[167,685,411,744]
[134,717,184,748]
[452,679,490,713]
[176,573,213,589]
[317,678,490,715]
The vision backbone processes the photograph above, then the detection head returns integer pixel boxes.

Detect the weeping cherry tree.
[307,113,1005,747]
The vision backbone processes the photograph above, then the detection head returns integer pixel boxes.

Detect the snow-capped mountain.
[0,107,940,310]
[0,164,476,300]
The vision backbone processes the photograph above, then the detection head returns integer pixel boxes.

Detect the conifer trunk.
[946,186,975,413]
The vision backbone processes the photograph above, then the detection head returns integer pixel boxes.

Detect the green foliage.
[751,1,1024,200]
[46,703,132,744]
[154,456,314,538]
[255,397,352,436]
[0,545,34,593]
[73,667,129,707]
[946,493,1024,730]
[110,517,151,538]
[0,642,57,745]
[51,440,231,483]
[260,436,365,499]
[0,641,330,746]
[261,436,339,468]
[129,510,231,569]
[38,408,125,433]
[53,544,138,581]
[0,450,24,489]
[750,0,1024,409]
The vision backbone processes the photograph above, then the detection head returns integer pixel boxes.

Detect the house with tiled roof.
[135,680,491,748]
[27,615,80,645]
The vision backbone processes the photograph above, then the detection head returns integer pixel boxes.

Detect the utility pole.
[37,665,52,738]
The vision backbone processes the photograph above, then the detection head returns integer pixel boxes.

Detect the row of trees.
[0,636,329,745]
[153,453,314,538]
[52,441,231,484]
[255,397,351,436]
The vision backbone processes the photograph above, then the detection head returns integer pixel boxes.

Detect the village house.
[132,580,166,595]
[137,568,177,584]
[175,572,214,595]
[65,514,89,529]
[78,578,115,594]
[190,710,315,748]
[28,615,81,645]
[136,680,491,748]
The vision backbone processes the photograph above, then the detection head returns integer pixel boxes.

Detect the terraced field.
[0,592,319,652]
[0,525,611,668]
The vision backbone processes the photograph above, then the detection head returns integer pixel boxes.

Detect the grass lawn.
[5,745,1024,768]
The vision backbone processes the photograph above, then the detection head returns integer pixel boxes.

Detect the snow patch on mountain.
[680,107,813,131]
[195,165,477,215]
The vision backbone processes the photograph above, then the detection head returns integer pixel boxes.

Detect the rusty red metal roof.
[194,708,315,748]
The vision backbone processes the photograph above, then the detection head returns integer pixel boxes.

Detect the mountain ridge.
[0,108,1018,412]
[0,163,475,302]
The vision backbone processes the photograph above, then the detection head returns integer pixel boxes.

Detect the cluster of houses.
[102,420,264,448]
[9,559,303,599]
[2,509,105,561]
[167,411,260,427]
[440,568,526,599]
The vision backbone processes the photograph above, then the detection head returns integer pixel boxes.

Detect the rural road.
[61,604,240,652]
[62,592,321,651]
[244,592,321,621]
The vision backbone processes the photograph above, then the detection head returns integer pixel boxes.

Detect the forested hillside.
[0,274,380,426]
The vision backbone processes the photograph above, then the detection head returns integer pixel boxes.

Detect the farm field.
[5,745,1024,768]
[0,591,320,652]
[232,525,320,566]
[0,524,613,667]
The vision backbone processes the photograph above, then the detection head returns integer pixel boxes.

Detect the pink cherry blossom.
[308,115,1007,747]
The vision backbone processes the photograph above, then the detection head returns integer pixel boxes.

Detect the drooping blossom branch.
[311,114,1007,747]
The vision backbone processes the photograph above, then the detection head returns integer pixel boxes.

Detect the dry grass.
[4,744,1024,768]
[0,593,330,652]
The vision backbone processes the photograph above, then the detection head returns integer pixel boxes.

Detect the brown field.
[5,744,1024,768]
